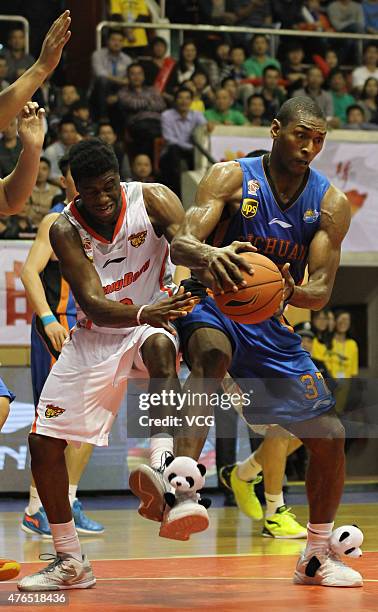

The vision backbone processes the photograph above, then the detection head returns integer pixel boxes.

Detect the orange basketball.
[214,252,284,324]
[0,559,21,581]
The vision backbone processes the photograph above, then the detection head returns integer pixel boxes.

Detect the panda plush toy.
[163,456,211,509]
[329,525,364,558]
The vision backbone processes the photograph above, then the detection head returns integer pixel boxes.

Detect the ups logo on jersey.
[241,198,258,219]
[128,231,147,248]
[45,405,65,419]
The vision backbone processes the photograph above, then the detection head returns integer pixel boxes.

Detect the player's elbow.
[311,287,331,311]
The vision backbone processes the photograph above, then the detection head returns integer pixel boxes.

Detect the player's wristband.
[136,305,147,326]
[40,313,57,327]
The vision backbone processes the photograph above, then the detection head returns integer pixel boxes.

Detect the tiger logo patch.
[128,231,147,248]
[45,405,65,419]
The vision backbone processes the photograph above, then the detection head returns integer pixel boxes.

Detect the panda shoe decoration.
[159,456,211,541]
[293,525,364,587]
[129,452,174,522]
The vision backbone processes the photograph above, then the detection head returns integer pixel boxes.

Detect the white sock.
[68,484,78,507]
[50,519,82,562]
[305,522,334,556]
[150,434,174,469]
[265,492,284,518]
[27,486,42,515]
[236,451,262,482]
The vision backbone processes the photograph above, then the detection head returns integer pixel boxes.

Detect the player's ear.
[270,119,280,140]
[59,175,67,191]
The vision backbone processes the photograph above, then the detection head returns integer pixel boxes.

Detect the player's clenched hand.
[18,102,45,151]
[141,288,199,335]
[37,10,71,75]
[207,241,257,294]
[44,321,69,353]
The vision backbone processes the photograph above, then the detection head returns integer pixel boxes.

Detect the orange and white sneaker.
[129,463,168,522]
[159,497,209,541]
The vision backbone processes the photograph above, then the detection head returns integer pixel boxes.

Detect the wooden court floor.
[1,503,377,611]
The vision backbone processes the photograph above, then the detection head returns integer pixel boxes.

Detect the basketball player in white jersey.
[18,139,197,592]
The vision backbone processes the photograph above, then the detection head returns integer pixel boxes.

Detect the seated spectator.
[271,0,305,29]
[24,157,61,229]
[363,0,378,33]
[160,87,209,196]
[204,87,246,125]
[324,49,339,72]
[211,41,232,85]
[139,37,176,98]
[327,0,365,62]
[129,154,154,182]
[118,63,166,157]
[182,79,206,113]
[256,66,287,122]
[54,84,81,118]
[191,71,215,109]
[244,34,281,79]
[3,26,35,83]
[281,43,307,95]
[301,0,325,30]
[294,66,333,120]
[231,0,273,41]
[169,41,208,92]
[0,211,35,240]
[44,119,81,185]
[97,121,131,180]
[245,94,270,126]
[109,0,151,56]
[352,44,378,91]
[344,103,378,129]
[328,69,355,125]
[359,76,378,123]
[0,117,22,177]
[221,77,245,112]
[0,55,10,92]
[211,0,238,25]
[223,46,248,82]
[69,101,98,138]
[90,29,132,120]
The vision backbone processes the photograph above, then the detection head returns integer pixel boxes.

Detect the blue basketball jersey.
[218,155,330,285]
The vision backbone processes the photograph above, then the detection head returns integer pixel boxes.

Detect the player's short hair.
[245,149,269,158]
[69,138,119,185]
[58,153,70,178]
[276,96,326,126]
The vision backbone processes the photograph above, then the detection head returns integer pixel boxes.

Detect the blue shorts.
[31,313,76,407]
[176,297,335,425]
[0,377,15,403]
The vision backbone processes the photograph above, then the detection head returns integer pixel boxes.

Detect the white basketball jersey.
[63,181,176,333]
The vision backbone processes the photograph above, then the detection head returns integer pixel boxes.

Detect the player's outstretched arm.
[171,161,256,293]
[287,185,351,310]
[0,102,45,215]
[21,212,70,353]
[0,11,71,131]
[50,216,196,332]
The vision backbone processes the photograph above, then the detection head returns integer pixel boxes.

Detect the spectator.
[3,27,35,83]
[327,0,365,62]
[97,121,131,180]
[55,84,81,118]
[294,66,333,120]
[0,56,10,92]
[352,45,378,91]
[344,103,378,129]
[191,71,215,108]
[221,77,245,111]
[223,46,248,82]
[0,117,22,178]
[129,154,154,182]
[212,41,232,85]
[204,87,246,125]
[232,0,273,32]
[118,63,166,157]
[363,0,378,33]
[160,87,208,196]
[0,209,35,239]
[256,66,286,122]
[169,41,208,92]
[90,29,132,121]
[244,35,281,79]
[328,69,356,125]
[24,157,61,229]
[211,0,238,25]
[139,37,176,96]
[281,44,307,95]
[271,0,305,29]
[359,76,378,123]
[301,0,325,29]
[69,101,98,138]
[324,49,339,73]
[109,0,151,55]
[44,119,81,185]
[311,308,332,361]
[326,310,359,379]
[245,93,270,125]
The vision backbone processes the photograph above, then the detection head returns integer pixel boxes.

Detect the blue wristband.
[40,314,57,327]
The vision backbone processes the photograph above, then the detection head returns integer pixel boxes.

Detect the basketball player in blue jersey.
[21,155,104,538]
[170,97,362,587]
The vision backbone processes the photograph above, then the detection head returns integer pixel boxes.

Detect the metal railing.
[96,20,378,52]
[0,15,29,54]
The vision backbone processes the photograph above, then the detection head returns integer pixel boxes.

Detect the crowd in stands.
[0,0,377,237]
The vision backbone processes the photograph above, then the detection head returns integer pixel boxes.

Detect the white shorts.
[31,325,179,446]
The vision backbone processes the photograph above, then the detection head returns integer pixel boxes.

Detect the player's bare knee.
[191,346,231,378]
[142,335,177,378]
[29,433,66,466]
